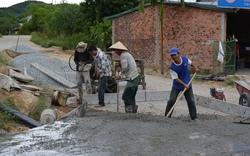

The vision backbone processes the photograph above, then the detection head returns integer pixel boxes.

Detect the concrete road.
[0,35,54,52]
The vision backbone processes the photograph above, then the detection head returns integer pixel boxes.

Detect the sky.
[0,0,85,8]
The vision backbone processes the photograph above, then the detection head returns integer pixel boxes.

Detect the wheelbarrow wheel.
[239,92,250,107]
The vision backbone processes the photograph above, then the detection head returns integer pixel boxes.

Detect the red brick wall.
[112,5,223,70]
[112,6,158,63]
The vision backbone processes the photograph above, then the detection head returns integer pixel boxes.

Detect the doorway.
[227,11,250,71]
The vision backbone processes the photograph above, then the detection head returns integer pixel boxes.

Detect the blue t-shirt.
[170,56,191,91]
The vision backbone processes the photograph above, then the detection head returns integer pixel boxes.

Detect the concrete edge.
[62,91,250,118]
[82,91,169,105]
[195,95,250,118]
[59,101,87,120]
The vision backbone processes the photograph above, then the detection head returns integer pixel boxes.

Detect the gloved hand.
[79,61,85,65]
[78,61,85,72]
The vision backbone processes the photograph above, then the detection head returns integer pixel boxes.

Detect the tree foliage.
[45,4,82,36]
[80,0,140,31]
[89,20,112,51]
[0,18,19,35]
[0,0,140,49]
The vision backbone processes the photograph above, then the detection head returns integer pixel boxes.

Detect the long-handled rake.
[166,72,197,118]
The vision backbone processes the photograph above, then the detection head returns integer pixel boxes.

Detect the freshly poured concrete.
[1,92,250,155]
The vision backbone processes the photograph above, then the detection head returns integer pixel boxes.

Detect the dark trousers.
[98,76,112,105]
[165,87,197,120]
[122,75,141,106]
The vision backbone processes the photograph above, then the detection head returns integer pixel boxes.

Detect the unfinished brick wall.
[112,4,223,71]
[112,6,158,64]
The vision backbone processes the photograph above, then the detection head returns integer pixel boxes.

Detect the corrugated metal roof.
[105,1,235,20]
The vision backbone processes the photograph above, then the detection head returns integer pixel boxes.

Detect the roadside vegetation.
[28,95,50,121]
[0,49,50,132]
[0,52,10,66]
[224,75,240,87]
[0,98,21,131]
[1,0,139,51]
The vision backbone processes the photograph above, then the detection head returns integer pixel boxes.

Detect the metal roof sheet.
[105,2,236,20]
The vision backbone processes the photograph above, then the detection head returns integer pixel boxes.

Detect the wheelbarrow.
[234,80,250,107]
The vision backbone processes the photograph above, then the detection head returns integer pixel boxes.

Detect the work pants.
[98,76,112,105]
[165,87,197,120]
[122,75,141,106]
[76,71,85,94]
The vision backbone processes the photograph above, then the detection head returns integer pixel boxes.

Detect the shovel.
[167,72,197,118]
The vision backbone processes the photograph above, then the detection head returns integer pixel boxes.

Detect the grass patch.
[0,98,20,131]
[29,95,50,121]
[3,98,20,111]
[224,75,240,87]
[0,52,10,66]
[30,32,93,50]
[0,112,17,132]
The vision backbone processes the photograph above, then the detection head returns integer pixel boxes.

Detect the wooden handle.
[167,72,197,117]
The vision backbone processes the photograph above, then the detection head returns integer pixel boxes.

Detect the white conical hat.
[109,41,128,51]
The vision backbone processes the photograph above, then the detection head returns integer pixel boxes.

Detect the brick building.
[106,2,250,73]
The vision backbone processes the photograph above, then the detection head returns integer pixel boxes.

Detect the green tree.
[0,17,19,35]
[89,19,112,51]
[23,3,53,33]
[139,0,185,74]
[30,8,47,32]
[0,10,19,34]
[19,21,32,34]
[45,4,82,36]
[80,0,140,33]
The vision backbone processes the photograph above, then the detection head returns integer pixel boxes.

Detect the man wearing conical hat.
[109,41,140,113]
[74,41,94,100]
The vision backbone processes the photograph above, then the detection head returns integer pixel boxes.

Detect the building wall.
[112,6,158,64]
[112,4,223,70]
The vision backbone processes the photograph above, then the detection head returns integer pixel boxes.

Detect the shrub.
[224,75,240,87]
[28,95,50,121]
[30,32,93,50]
[0,98,20,131]
[0,52,10,66]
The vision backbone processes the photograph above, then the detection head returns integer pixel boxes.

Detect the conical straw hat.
[109,41,128,51]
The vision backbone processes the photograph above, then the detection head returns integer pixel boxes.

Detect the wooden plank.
[9,69,34,82]
[31,62,77,88]
[20,84,43,91]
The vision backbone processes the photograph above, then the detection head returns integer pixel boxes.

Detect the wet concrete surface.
[0,104,250,156]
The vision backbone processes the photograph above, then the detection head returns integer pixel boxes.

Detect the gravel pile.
[8,45,76,89]
[8,44,39,54]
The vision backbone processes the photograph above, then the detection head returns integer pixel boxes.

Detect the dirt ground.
[1,35,250,155]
